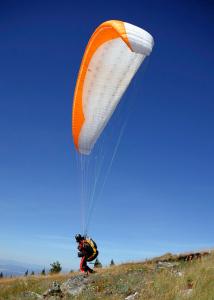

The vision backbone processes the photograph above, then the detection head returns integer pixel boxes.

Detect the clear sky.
[0,0,213,270]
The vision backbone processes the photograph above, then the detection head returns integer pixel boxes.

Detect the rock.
[156,261,178,269]
[43,281,64,299]
[22,291,43,299]
[61,274,90,296]
[172,270,183,277]
[125,292,139,300]
[181,288,193,297]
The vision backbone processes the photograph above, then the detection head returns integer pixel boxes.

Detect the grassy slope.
[0,252,214,300]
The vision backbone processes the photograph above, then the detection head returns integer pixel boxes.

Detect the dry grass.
[0,252,214,299]
[0,273,72,300]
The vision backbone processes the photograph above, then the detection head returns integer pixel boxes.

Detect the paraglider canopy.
[72,20,154,155]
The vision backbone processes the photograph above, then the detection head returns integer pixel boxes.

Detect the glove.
[78,251,84,257]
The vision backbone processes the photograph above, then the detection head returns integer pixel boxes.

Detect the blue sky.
[0,0,214,270]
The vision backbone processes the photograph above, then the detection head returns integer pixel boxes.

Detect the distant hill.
[0,259,42,276]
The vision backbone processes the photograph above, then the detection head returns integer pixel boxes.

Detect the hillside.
[0,251,213,300]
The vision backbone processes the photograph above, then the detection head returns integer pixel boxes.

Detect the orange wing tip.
[97,20,154,56]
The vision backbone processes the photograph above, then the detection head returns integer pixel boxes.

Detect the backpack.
[84,237,97,255]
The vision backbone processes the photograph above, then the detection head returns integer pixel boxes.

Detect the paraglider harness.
[78,237,98,262]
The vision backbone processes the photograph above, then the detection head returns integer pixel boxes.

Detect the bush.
[94,258,102,268]
[41,268,46,276]
[110,259,115,266]
[49,261,62,274]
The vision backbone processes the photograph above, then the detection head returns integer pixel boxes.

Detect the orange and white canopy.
[72,20,154,155]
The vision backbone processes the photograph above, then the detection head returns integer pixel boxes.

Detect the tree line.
[0,259,115,278]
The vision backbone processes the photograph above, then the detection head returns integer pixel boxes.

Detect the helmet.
[75,234,83,242]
